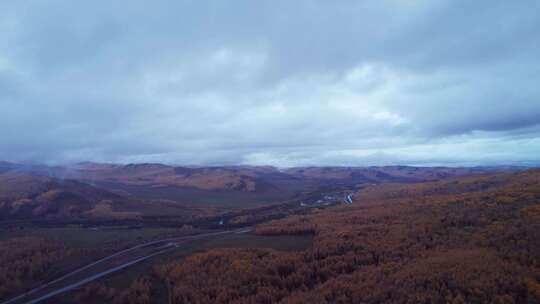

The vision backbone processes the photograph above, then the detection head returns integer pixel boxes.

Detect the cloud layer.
[1,0,539,166]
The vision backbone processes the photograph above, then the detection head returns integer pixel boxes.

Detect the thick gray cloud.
[1,0,539,166]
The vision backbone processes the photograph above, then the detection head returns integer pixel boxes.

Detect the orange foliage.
[155,169,540,303]
[0,237,76,299]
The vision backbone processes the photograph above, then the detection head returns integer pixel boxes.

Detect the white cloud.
[0,0,539,166]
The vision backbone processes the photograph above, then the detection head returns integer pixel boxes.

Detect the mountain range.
[0,161,528,221]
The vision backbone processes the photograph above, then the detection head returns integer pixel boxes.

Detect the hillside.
[0,163,529,220]
[2,162,520,194]
[2,167,539,303]
[0,174,143,220]
[142,169,540,303]
[285,165,518,183]
[64,163,261,192]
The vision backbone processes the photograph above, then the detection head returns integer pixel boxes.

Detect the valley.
[0,163,537,303]
[2,2,537,302]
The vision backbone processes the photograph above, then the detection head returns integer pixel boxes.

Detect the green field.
[101,232,313,286]
[0,226,192,248]
[49,232,314,303]
[1,223,313,304]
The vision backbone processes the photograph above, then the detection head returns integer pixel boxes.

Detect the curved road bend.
[1,228,251,304]
[344,193,354,204]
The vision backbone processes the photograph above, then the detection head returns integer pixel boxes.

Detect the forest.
[1,0,537,302]
[0,237,78,299]
[61,169,540,303]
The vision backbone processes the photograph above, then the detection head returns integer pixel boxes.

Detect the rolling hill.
[151,169,540,304]
[0,162,528,219]
[0,174,139,220]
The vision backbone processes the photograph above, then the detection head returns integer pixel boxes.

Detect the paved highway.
[1,228,251,304]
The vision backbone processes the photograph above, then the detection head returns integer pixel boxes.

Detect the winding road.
[2,188,355,304]
[345,193,354,204]
[1,228,251,304]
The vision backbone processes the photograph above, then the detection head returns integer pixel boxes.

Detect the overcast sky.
[1,1,539,167]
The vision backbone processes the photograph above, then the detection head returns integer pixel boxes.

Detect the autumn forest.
[2,168,534,304]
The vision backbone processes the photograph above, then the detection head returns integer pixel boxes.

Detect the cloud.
[0,0,539,166]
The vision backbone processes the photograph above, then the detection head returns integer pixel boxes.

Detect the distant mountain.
[0,174,140,220]
[284,165,520,183]
[0,162,528,215]
[66,163,262,192]
[0,161,17,174]
[0,162,526,192]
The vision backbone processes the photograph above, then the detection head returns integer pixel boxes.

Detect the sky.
[1,0,539,167]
